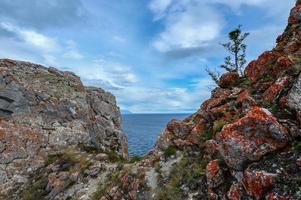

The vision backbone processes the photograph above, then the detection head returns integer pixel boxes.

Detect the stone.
[95,153,109,161]
[227,183,243,200]
[0,59,128,197]
[266,192,290,200]
[287,73,301,122]
[218,71,240,88]
[245,51,293,82]
[263,76,291,103]
[206,160,224,188]
[204,140,218,159]
[288,4,301,24]
[217,107,290,170]
[242,169,277,200]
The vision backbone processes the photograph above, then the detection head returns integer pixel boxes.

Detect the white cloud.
[0,22,87,66]
[111,75,214,113]
[0,22,60,53]
[77,58,138,90]
[151,1,223,53]
[149,0,295,55]
[149,0,174,20]
[63,40,84,60]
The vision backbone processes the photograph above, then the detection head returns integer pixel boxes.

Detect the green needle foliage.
[221,25,249,75]
[207,25,250,83]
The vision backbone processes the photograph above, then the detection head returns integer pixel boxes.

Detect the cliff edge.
[0,59,128,199]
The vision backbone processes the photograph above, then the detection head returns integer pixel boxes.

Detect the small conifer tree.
[207,25,249,83]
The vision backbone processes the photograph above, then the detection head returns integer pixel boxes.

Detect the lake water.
[121,114,190,156]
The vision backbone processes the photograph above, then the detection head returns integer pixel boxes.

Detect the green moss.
[200,129,214,143]
[213,119,228,134]
[129,155,144,163]
[164,145,177,159]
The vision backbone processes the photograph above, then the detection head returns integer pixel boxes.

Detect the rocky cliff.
[2,2,301,200]
[0,59,128,199]
[92,2,301,200]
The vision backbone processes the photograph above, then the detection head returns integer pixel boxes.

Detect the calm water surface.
[121,114,190,156]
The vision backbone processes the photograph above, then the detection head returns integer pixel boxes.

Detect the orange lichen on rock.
[227,183,243,200]
[263,76,291,103]
[242,169,277,199]
[245,51,293,82]
[217,107,290,170]
[206,159,224,188]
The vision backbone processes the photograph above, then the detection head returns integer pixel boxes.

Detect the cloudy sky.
[0,0,295,113]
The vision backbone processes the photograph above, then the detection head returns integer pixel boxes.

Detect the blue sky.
[0,0,295,113]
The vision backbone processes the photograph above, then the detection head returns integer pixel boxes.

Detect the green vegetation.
[213,119,228,134]
[107,151,127,163]
[129,155,144,163]
[156,153,208,200]
[22,168,49,200]
[207,25,250,83]
[164,145,177,159]
[91,167,149,200]
[22,148,92,200]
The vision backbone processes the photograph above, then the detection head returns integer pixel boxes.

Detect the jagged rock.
[227,183,243,200]
[263,76,291,103]
[217,107,290,170]
[218,71,240,88]
[0,59,128,197]
[288,4,301,25]
[245,51,293,82]
[287,73,301,122]
[206,160,224,189]
[242,169,277,199]
[204,140,218,159]
[266,192,289,200]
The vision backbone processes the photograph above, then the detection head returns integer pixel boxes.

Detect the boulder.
[287,73,301,122]
[206,160,224,189]
[242,169,277,199]
[288,4,301,25]
[0,59,128,196]
[217,107,290,170]
[227,183,243,200]
[263,76,291,103]
[218,71,240,88]
[245,51,293,82]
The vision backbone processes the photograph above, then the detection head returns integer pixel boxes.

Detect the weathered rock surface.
[217,107,290,170]
[218,71,240,88]
[2,1,301,200]
[0,59,127,199]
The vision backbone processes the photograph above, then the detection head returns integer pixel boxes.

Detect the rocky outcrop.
[2,2,301,200]
[91,2,301,200]
[0,59,127,199]
[217,107,290,170]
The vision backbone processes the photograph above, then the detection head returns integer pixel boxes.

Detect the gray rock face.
[0,59,128,196]
[287,73,301,122]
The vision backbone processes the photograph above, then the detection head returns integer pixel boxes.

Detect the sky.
[0,0,296,113]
